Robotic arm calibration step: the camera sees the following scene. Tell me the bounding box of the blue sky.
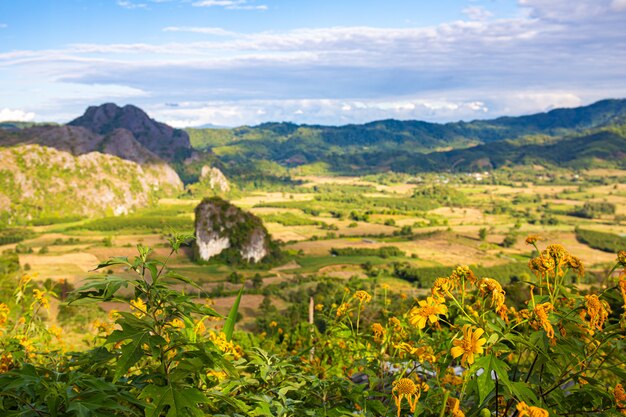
[1,0,625,127]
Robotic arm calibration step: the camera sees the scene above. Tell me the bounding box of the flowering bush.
[0,238,625,416]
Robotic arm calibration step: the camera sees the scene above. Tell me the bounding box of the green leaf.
[94,257,132,270]
[113,331,150,381]
[472,355,495,405]
[223,285,244,341]
[140,384,209,417]
[165,270,204,291]
[67,275,130,304]
[146,261,159,283]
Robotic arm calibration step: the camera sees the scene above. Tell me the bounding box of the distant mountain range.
[186,98,626,173]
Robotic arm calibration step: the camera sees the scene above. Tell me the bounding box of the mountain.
[0,104,189,225]
[399,129,626,172]
[69,103,192,161]
[0,144,182,225]
[186,99,626,174]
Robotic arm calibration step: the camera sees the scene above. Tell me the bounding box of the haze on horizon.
[1,0,625,128]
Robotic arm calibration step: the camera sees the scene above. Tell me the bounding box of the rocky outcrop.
[68,103,191,161]
[0,104,189,225]
[0,144,182,223]
[200,165,230,193]
[194,197,270,263]
[0,122,184,191]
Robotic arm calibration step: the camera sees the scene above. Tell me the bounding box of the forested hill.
[187,99,626,173]
[188,99,626,150]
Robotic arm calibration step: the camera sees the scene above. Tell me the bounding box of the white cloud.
[149,97,494,127]
[192,0,267,10]
[612,0,626,10]
[518,0,623,20]
[162,26,238,36]
[117,1,147,9]
[0,108,36,122]
[1,1,626,125]
[0,24,7,29]
[462,6,493,21]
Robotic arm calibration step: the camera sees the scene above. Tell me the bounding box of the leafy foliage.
[330,246,405,258]
[1,234,626,416]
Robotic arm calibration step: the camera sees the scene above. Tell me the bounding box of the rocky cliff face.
[0,144,181,223]
[194,197,270,263]
[0,104,190,225]
[68,103,191,161]
[200,165,230,193]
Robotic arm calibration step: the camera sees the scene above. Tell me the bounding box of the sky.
[1,0,625,127]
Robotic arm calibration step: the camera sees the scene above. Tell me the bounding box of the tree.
[251,273,263,289]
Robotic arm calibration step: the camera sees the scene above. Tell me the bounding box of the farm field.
[3,173,625,320]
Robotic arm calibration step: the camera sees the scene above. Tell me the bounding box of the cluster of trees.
[329,246,405,258]
[570,201,617,219]
[575,227,626,253]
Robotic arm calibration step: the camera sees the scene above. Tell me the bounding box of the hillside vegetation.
[187,99,626,175]
[0,144,182,226]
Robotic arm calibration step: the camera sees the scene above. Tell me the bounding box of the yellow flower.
[371,322,386,342]
[269,321,278,327]
[315,303,324,311]
[0,303,9,327]
[206,370,227,380]
[336,303,350,317]
[130,298,147,318]
[617,250,626,267]
[195,319,207,336]
[394,342,436,362]
[614,384,626,415]
[525,235,541,245]
[208,331,242,359]
[477,278,508,321]
[18,273,32,289]
[32,289,50,309]
[432,277,454,298]
[442,368,463,386]
[354,290,372,303]
[546,244,568,260]
[408,296,447,330]
[584,294,610,331]
[0,353,13,373]
[447,397,465,417]
[92,319,114,335]
[534,302,555,340]
[108,309,120,321]
[567,255,585,277]
[451,325,487,367]
[392,378,426,417]
[516,401,549,417]
[48,325,63,339]
[450,266,477,284]
[16,335,34,353]
[169,318,185,329]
